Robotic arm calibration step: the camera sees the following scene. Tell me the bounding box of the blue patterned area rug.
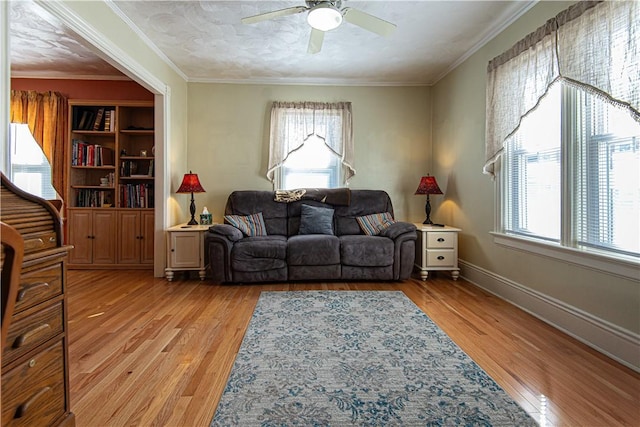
[211,291,537,426]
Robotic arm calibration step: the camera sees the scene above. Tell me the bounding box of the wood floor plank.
[66,270,640,426]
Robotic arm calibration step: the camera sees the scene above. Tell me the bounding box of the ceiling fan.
[241,0,396,54]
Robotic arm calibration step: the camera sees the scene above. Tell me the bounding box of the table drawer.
[1,340,66,427]
[15,263,63,313]
[426,232,455,248]
[426,249,456,267]
[3,301,64,363]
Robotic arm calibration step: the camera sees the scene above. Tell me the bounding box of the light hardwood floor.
[66,270,639,426]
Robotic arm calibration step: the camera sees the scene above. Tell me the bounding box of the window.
[279,135,340,190]
[267,102,354,189]
[8,123,57,200]
[502,83,640,258]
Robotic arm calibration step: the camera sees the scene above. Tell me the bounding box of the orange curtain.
[10,90,68,199]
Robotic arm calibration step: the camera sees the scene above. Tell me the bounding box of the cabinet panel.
[117,211,141,264]
[141,211,155,265]
[117,210,154,264]
[67,210,92,264]
[170,232,201,269]
[92,211,117,264]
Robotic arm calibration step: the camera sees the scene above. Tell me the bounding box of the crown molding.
[432,0,538,84]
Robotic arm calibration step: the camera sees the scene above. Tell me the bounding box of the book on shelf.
[72,140,114,166]
[104,110,111,132]
[93,108,105,131]
[119,183,153,209]
[76,188,113,208]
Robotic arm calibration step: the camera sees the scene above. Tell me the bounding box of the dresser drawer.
[426,249,456,267]
[15,262,63,313]
[426,232,455,248]
[23,231,58,255]
[3,301,64,364]
[1,340,66,427]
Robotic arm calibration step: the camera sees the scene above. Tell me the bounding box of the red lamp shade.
[176,171,205,194]
[414,175,443,195]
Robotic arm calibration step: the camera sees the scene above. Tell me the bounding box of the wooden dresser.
[1,174,74,427]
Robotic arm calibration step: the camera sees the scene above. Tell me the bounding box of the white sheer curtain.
[484,0,639,176]
[267,101,354,184]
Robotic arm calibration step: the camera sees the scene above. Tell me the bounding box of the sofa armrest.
[209,224,243,241]
[206,226,241,283]
[380,221,417,240]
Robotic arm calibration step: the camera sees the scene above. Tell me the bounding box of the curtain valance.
[484,0,639,176]
[267,101,354,184]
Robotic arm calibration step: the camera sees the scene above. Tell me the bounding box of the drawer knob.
[437,238,445,242]
[28,359,37,368]
[49,236,56,243]
[15,386,52,419]
[437,256,445,260]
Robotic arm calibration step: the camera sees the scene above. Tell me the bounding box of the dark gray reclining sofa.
[205,189,417,283]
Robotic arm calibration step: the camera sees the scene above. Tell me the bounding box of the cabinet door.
[140,211,155,265]
[68,210,93,264]
[117,211,141,264]
[92,210,117,264]
[169,231,201,269]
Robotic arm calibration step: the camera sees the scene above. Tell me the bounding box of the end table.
[165,223,211,281]
[414,223,461,281]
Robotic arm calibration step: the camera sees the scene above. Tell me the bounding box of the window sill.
[490,232,640,281]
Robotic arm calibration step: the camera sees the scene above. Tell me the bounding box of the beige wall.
[187,83,432,223]
[431,0,639,339]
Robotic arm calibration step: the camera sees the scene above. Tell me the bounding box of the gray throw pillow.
[299,204,334,235]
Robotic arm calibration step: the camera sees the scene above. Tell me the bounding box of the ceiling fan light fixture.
[307,4,343,31]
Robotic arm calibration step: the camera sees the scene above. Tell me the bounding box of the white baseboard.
[459,260,640,372]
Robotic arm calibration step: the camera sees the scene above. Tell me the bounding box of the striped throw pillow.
[224,212,267,237]
[356,212,396,236]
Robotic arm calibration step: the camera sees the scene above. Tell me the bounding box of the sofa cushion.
[231,236,287,272]
[288,234,340,266]
[225,212,267,237]
[226,191,287,235]
[299,204,334,235]
[356,212,396,235]
[340,235,394,267]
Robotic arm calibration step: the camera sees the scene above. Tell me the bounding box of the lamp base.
[187,192,198,225]
[423,218,434,225]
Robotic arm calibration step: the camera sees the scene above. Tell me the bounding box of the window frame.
[493,86,640,280]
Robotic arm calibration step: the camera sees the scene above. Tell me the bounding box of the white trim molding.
[34,0,170,94]
[459,259,640,372]
[491,232,640,281]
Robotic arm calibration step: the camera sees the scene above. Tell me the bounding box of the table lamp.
[415,175,443,224]
[176,171,206,225]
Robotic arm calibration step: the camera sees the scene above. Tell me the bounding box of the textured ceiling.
[9,0,534,85]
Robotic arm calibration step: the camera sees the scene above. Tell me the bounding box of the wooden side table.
[165,223,211,281]
[414,224,461,281]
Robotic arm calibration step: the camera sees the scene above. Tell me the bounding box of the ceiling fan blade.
[241,6,307,25]
[342,7,396,37]
[308,28,325,54]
